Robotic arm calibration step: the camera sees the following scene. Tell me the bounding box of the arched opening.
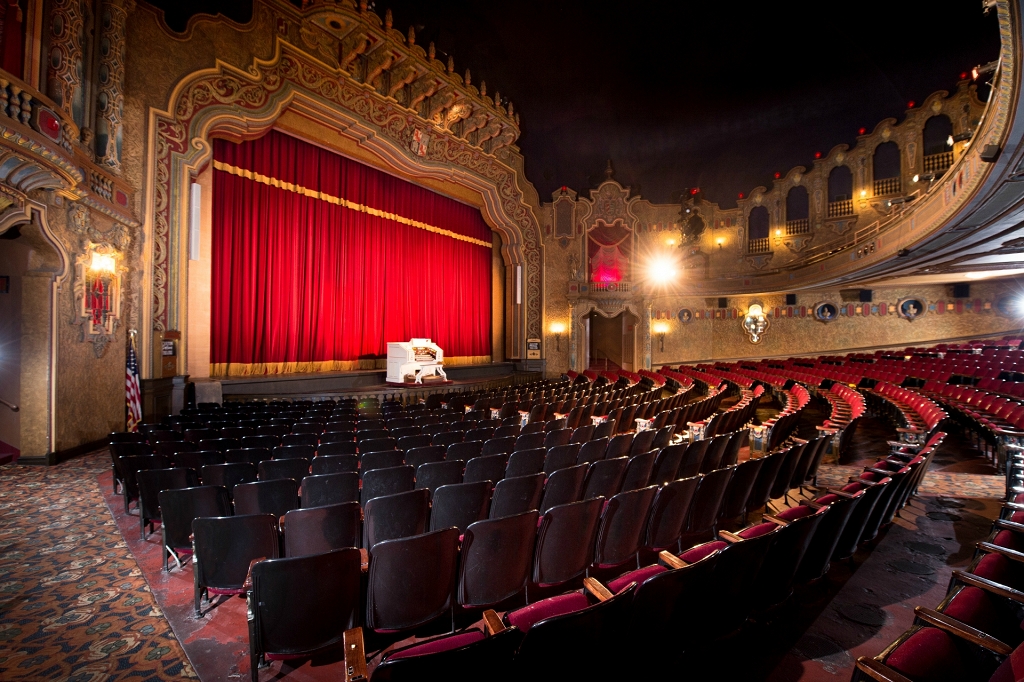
[785,186,809,234]
[748,206,770,253]
[585,310,639,373]
[827,166,854,217]
[922,114,954,174]
[0,214,66,463]
[872,141,902,195]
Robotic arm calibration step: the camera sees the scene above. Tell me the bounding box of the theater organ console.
[386,339,448,384]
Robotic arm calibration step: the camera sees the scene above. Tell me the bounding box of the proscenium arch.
[144,38,542,377]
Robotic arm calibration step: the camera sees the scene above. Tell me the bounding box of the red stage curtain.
[211,130,492,375]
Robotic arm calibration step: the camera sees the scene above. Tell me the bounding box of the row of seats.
[849,430,1024,682]
[266,426,933,680]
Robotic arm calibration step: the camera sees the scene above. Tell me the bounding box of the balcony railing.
[747,237,770,254]
[785,219,810,235]
[827,199,854,218]
[873,176,901,196]
[923,152,953,174]
[588,281,631,293]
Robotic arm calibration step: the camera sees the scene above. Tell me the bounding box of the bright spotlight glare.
[647,256,676,284]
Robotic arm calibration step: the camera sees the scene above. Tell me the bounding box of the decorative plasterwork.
[147,38,542,342]
[744,253,773,270]
[783,234,813,252]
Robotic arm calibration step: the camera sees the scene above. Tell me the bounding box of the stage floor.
[194,362,528,402]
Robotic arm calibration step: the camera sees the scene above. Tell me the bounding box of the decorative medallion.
[897,298,925,321]
[814,302,839,323]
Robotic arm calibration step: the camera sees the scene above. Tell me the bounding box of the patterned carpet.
[0,451,192,681]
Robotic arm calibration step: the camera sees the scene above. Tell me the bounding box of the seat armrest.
[658,551,688,569]
[243,557,266,592]
[954,570,1024,605]
[359,548,369,573]
[483,609,506,635]
[896,427,923,434]
[995,519,1024,534]
[583,576,613,602]
[719,530,743,544]
[824,488,858,499]
[764,514,789,527]
[791,437,809,445]
[913,606,1013,656]
[343,627,367,682]
[977,541,1024,564]
[854,657,915,682]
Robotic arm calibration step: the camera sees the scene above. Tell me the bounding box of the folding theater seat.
[158,485,231,571]
[300,472,359,507]
[246,548,361,682]
[795,488,865,583]
[607,543,721,662]
[358,613,524,682]
[677,466,734,548]
[853,624,1020,682]
[830,476,894,559]
[192,514,280,616]
[361,528,462,653]
[749,504,829,612]
[528,497,604,600]
[505,578,636,678]
[363,489,431,549]
[719,458,764,526]
[429,481,492,534]
[280,502,360,558]
[137,466,197,540]
[674,521,782,640]
[589,486,658,580]
[489,473,545,519]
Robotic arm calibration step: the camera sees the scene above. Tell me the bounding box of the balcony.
[923,152,953,175]
[0,70,134,221]
[873,177,901,196]
[747,237,771,254]
[785,219,810,235]
[827,199,854,218]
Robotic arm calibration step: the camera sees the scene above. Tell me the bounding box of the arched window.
[785,186,809,234]
[827,166,854,217]
[872,142,901,195]
[922,114,954,174]
[747,206,770,253]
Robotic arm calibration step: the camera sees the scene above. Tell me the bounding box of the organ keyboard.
[386,339,448,384]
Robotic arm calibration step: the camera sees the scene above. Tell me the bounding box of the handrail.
[0,398,18,412]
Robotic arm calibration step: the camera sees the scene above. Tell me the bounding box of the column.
[46,0,84,129]
[94,0,127,171]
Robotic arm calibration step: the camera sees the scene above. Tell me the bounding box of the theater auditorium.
[1,0,1023,679]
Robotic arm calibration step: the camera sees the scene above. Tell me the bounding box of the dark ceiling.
[146,0,1002,208]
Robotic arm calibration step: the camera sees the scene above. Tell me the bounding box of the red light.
[773,172,781,179]
[907,100,915,108]
[690,187,699,195]
[960,71,968,80]
[738,193,744,199]
[560,185,567,192]
[858,127,866,135]
[814,152,822,159]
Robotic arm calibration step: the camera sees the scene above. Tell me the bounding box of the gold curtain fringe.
[213,160,492,248]
[211,355,492,377]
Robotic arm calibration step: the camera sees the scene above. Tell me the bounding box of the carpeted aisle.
[0,451,193,681]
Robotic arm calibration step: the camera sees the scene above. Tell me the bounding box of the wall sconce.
[742,303,770,344]
[549,321,566,351]
[75,243,124,355]
[85,246,120,329]
[652,320,670,352]
[715,237,724,250]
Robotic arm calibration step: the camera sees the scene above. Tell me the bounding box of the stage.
[193,362,535,403]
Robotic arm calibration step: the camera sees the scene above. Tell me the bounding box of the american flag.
[126,333,142,433]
